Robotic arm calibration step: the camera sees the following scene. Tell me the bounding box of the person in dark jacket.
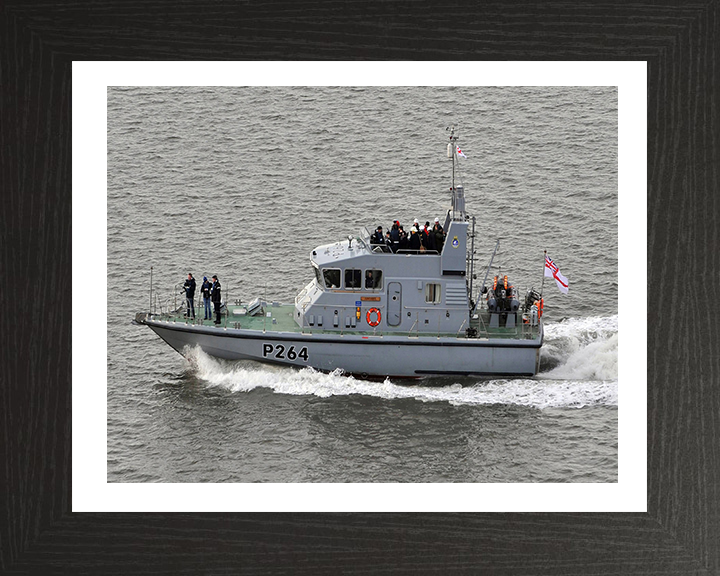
[419,225,429,252]
[433,218,445,253]
[183,273,196,319]
[201,276,212,320]
[389,222,400,253]
[371,226,384,245]
[211,275,222,324]
[425,221,436,251]
[398,226,409,250]
[409,226,421,250]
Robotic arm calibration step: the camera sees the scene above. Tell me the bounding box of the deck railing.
[472,310,541,340]
[149,292,541,341]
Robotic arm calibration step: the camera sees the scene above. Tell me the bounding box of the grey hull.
[146,320,542,378]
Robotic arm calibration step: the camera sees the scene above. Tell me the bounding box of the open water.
[107,86,618,483]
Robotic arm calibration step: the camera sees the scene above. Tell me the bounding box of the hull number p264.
[262,343,309,362]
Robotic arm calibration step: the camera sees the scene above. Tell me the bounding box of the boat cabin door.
[387,282,402,326]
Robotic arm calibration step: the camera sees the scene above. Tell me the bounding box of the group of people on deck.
[370,217,445,254]
[182,273,222,324]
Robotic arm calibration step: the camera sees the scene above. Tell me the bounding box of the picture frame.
[2,2,717,573]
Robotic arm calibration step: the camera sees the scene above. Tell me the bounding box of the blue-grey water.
[107,86,618,483]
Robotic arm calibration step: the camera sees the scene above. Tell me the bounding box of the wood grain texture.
[1,1,718,574]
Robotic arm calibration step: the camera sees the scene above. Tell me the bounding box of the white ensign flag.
[544,255,569,294]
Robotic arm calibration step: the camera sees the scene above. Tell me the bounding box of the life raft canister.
[366,308,382,327]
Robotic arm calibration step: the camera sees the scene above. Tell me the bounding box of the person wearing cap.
[371,226,384,245]
[210,275,222,324]
[398,225,408,250]
[409,226,421,250]
[183,273,196,319]
[389,221,400,253]
[433,217,445,253]
[201,276,213,320]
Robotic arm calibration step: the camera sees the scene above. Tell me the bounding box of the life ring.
[366,308,381,327]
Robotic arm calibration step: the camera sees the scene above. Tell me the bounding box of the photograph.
[5,1,717,570]
[108,86,618,483]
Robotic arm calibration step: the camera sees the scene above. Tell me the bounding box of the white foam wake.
[541,315,618,381]
[183,346,617,409]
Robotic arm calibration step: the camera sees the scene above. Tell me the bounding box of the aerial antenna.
[445,125,462,219]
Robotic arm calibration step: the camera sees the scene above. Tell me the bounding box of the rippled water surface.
[108,86,618,483]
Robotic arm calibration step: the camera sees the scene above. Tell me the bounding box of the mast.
[150,266,153,314]
[447,126,457,219]
[451,128,456,193]
[468,216,476,306]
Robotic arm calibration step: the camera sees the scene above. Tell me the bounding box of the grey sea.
[108,86,618,483]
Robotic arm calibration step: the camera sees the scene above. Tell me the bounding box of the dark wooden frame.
[2,2,718,574]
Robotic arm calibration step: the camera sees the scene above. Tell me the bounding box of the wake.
[183,313,619,409]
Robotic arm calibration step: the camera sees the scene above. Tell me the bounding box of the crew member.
[389,222,400,253]
[201,276,212,320]
[211,274,222,324]
[371,226,384,245]
[183,273,196,319]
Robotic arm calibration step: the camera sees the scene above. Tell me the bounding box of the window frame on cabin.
[364,269,383,290]
[323,268,341,289]
[424,282,442,304]
[344,268,362,290]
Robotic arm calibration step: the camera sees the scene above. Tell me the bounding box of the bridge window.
[365,269,383,290]
[344,269,362,289]
[314,266,323,286]
[323,268,341,289]
[425,283,442,304]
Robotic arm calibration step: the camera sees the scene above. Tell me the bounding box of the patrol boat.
[135,129,544,378]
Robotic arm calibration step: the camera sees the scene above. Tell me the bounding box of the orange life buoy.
[503,275,508,290]
[366,308,381,327]
[492,276,498,290]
